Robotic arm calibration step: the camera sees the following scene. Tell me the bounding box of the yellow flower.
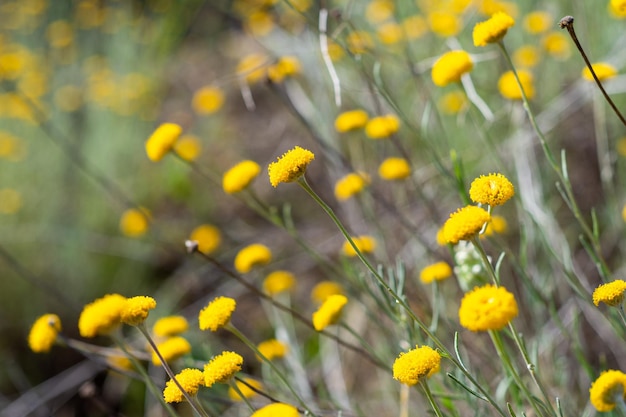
[473,11,515,47]
[469,173,515,206]
[189,224,221,255]
[263,270,296,295]
[311,281,344,304]
[228,377,263,400]
[237,53,268,84]
[459,284,518,331]
[443,205,491,244]
[346,31,374,54]
[482,215,508,236]
[267,56,301,83]
[589,370,626,412]
[268,146,315,187]
[199,296,236,331]
[145,123,182,162]
[402,15,428,40]
[163,368,204,403]
[610,0,626,17]
[78,294,127,338]
[523,11,551,34]
[257,338,288,360]
[0,131,27,162]
[192,86,224,115]
[428,11,461,38]
[582,62,618,82]
[365,114,400,139]
[174,135,202,161]
[335,109,369,133]
[28,314,61,353]
[377,22,404,45]
[204,351,244,387]
[234,243,272,273]
[244,10,275,37]
[312,294,348,331]
[152,336,191,366]
[121,296,156,326]
[438,91,469,114]
[153,316,189,337]
[392,345,441,386]
[107,354,133,371]
[342,235,377,257]
[498,70,534,100]
[478,0,518,18]
[335,172,370,201]
[119,208,150,237]
[46,20,74,48]
[541,32,570,60]
[513,45,540,68]
[365,0,394,24]
[618,138,626,157]
[592,280,626,307]
[223,160,261,194]
[251,403,299,417]
[378,157,411,180]
[420,262,453,284]
[431,50,473,87]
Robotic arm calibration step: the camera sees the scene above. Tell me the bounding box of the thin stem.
[228,380,255,412]
[470,236,499,286]
[420,379,445,417]
[619,306,626,329]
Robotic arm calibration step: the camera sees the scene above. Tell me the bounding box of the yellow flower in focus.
[365,0,394,24]
[311,281,344,304]
[46,20,74,48]
[335,109,369,133]
[473,11,515,47]
[192,86,224,115]
[204,351,244,387]
[459,284,518,331]
[153,316,188,337]
[257,338,288,360]
[365,114,400,139]
[223,160,261,194]
[542,32,571,60]
[443,205,491,244]
[0,188,22,214]
[28,314,61,353]
[393,345,441,385]
[119,208,150,237]
[199,296,236,332]
[428,11,461,37]
[267,56,301,83]
[420,262,452,284]
[513,45,540,68]
[438,91,469,114]
[189,224,221,255]
[174,135,201,161]
[121,296,156,326]
[228,377,263,400]
[335,172,370,201]
[402,15,428,40]
[237,53,268,84]
[78,294,127,338]
[377,23,404,45]
[346,31,374,54]
[312,294,348,331]
[523,11,551,34]
[234,243,272,273]
[431,50,473,87]
[589,370,626,412]
[378,157,411,180]
[145,123,182,162]
[469,173,515,206]
[263,270,296,295]
[483,215,508,236]
[268,146,315,187]
[152,336,191,366]
[498,70,534,100]
[163,368,204,403]
[582,62,618,81]
[251,403,299,417]
[342,235,377,257]
[593,280,626,307]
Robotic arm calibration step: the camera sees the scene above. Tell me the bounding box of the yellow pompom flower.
[46,20,74,48]
[365,114,400,139]
[174,135,202,161]
[311,281,344,304]
[223,160,261,194]
[145,123,182,162]
[163,368,204,403]
[428,11,461,38]
[237,53,268,84]
[268,146,315,187]
[346,31,374,54]
[199,296,236,332]
[459,284,518,331]
[257,338,288,360]
[204,351,244,387]
[483,215,508,236]
[469,173,515,206]
[119,208,150,237]
[251,403,299,417]
[377,22,404,45]
[582,63,618,82]
[443,205,491,244]
[189,224,221,255]
[365,0,394,24]
[498,70,534,100]
[342,235,377,257]
[153,316,188,337]
[438,91,469,114]
[234,243,272,273]
[152,336,192,366]
[513,45,540,68]
[589,370,626,412]
[592,280,626,307]
[420,262,453,284]
[473,11,515,47]
[28,314,61,353]
[378,157,411,180]
[610,0,626,16]
[267,56,301,83]
[335,172,370,201]
[392,345,441,385]
[192,86,224,115]
[542,32,570,60]
[402,15,428,40]
[523,11,551,34]
[312,294,348,331]
[78,294,127,338]
[121,296,156,326]
[431,50,473,87]
[263,270,296,295]
[335,109,369,133]
[228,378,263,400]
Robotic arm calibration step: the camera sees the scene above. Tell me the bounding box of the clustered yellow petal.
[443,205,491,244]
[582,62,618,82]
[251,403,300,417]
[268,146,315,187]
[189,224,222,255]
[78,294,127,338]
[473,11,515,47]
[342,235,377,257]
[311,281,344,304]
[431,50,473,87]
[198,296,236,332]
[203,351,244,387]
[498,70,534,100]
[234,243,272,273]
[152,336,192,366]
[257,338,289,361]
[392,345,441,385]
[153,316,189,337]
[228,377,263,400]
[469,173,515,206]
[420,262,453,284]
[335,172,370,201]
[263,270,296,296]
[335,109,369,133]
[459,284,518,331]
[28,314,62,353]
[120,296,156,326]
[378,157,411,180]
[145,123,182,162]
[223,160,261,194]
[589,369,626,412]
[592,280,626,307]
[312,294,348,331]
[163,368,204,403]
[365,114,400,139]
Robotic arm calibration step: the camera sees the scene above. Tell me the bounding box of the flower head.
[311,281,344,304]
[257,338,288,361]
[251,403,299,417]
[192,86,224,115]
[459,284,518,331]
[378,157,411,180]
[312,294,348,331]
[153,316,188,337]
[428,11,461,37]
[199,296,236,331]
[420,262,453,284]
[152,336,191,366]
[393,345,441,385]
[263,270,296,296]
[431,50,473,87]
[121,296,156,326]
[443,205,491,244]
[28,314,61,353]
[469,173,515,206]
[223,160,261,194]
[365,114,400,139]
[335,172,370,201]
[163,368,204,403]
[237,53,268,84]
[523,11,551,34]
[438,91,469,114]
[119,208,149,237]
[267,56,301,83]
[589,370,626,412]
[228,377,263,400]
[342,235,377,257]
[78,294,127,338]
[542,32,570,60]
[582,62,618,82]
[473,12,515,46]
[335,109,369,133]
[483,215,508,237]
[204,351,243,387]
[498,70,535,100]
[174,135,202,161]
[234,243,272,273]
[593,280,626,307]
[268,146,315,187]
[145,123,182,162]
[189,224,221,255]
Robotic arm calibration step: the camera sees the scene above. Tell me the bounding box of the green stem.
[420,379,445,417]
[470,236,499,286]
[228,380,255,412]
[338,322,384,365]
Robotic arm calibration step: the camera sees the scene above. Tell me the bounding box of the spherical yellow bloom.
[204,351,244,387]
[428,11,461,37]
[377,22,404,45]
[267,56,301,83]
[542,32,570,60]
[346,31,374,54]
[513,45,540,68]
[342,235,377,257]
[153,316,188,337]
[392,345,441,385]
[257,338,289,360]
[438,91,469,114]
[312,294,348,331]
[482,215,508,236]
[245,10,275,37]
[0,189,22,214]
[478,0,518,18]
[443,205,491,244]
[335,109,369,133]
[431,50,473,87]
[145,123,182,162]
[592,280,626,307]
[237,53,268,84]
[335,172,370,201]
[192,86,224,115]
[121,296,156,326]
[78,294,127,338]
[152,336,192,366]
[263,270,296,295]
[251,403,299,417]
[473,11,515,47]
[610,0,626,17]
[228,377,263,400]
[234,243,272,273]
[311,281,344,304]
[46,20,74,48]
[498,70,534,100]
[469,173,515,206]
[523,11,551,34]
[402,15,428,40]
[268,146,315,187]
[189,224,221,255]
[459,284,518,331]
[163,368,204,403]
[174,135,201,161]
[378,157,411,180]
[223,160,261,194]
[582,63,618,82]
[420,262,453,284]
[589,370,626,412]
[0,131,27,162]
[119,208,150,237]
[199,296,236,331]
[28,314,61,353]
[365,114,400,139]
[365,0,394,24]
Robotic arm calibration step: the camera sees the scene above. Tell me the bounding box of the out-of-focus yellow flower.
[189,224,221,255]
[75,0,106,29]
[342,235,377,257]
[268,146,315,187]
[473,11,515,47]
[523,11,551,34]
[237,53,268,84]
[28,314,61,353]
[327,39,345,61]
[377,22,404,45]
[335,172,370,201]
[582,63,618,82]
[402,15,429,40]
[78,294,127,338]
[257,338,288,360]
[46,20,74,48]
[54,85,84,112]
[251,403,299,417]
[346,31,374,54]
[245,10,275,37]
[119,208,150,237]
[263,270,296,295]
[0,132,27,162]
[483,215,508,236]
[174,135,201,161]
[428,11,461,37]
[431,50,473,87]
[192,86,224,115]
[234,244,272,273]
[228,377,263,400]
[267,56,301,83]
[312,294,348,331]
[335,109,369,133]
[145,123,182,162]
[610,0,626,17]
[542,32,571,60]
[378,157,411,180]
[478,0,518,18]
[438,91,469,114]
[19,71,48,99]
[420,262,453,284]
[365,114,400,139]
[311,281,344,304]
[0,188,22,214]
[498,70,534,100]
[152,336,192,366]
[223,160,261,194]
[393,345,441,385]
[513,45,540,68]
[153,316,188,337]
[365,0,394,24]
